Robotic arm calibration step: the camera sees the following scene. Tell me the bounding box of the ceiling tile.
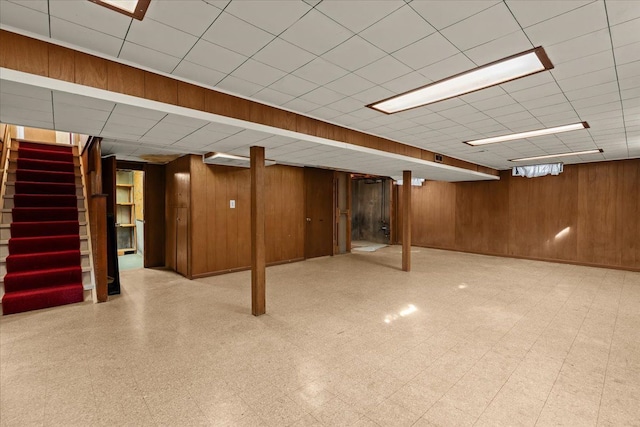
[7,0,48,13]
[441,3,520,51]
[410,0,500,30]
[351,86,395,104]
[172,61,226,88]
[145,1,221,37]
[217,75,264,97]
[328,97,365,114]
[605,0,640,26]
[322,36,387,71]
[0,1,49,36]
[299,87,344,106]
[499,71,555,93]
[360,5,435,53]
[252,38,316,73]
[525,1,607,47]
[557,68,617,92]
[506,0,595,28]
[293,58,349,86]
[281,9,353,56]
[119,42,181,74]
[464,31,533,65]
[230,59,286,87]
[545,28,611,65]
[418,53,476,81]
[564,81,619,101]
[308,106,344,121]
[252,88,296,106]
[614,41,640,65]
[50,0,131,38]
[50,17,123,57]
[127,17,198,58]
[269,74,317,97]
[510,82,562,102]
[280,98,321,115]
[392,32,459,70]
[325,73,376,97]
[202,12,274,56]
[224,0,311,35]
[551,51,615,82]
[54,92,115,112]
[316,0,404,33]
[610,18,640,48]
[184,39,247,74]
[380,71,430,94]
[354,56,413,85]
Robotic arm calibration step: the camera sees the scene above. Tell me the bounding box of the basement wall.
[397,159,640,271]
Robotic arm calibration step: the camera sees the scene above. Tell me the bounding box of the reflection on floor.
[351,240,389,252]
[1,247,639,426]
[117,253,143,271]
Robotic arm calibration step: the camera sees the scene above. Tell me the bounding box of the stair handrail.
[0,125,14,220]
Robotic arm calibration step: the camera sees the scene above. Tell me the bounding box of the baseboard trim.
[413,244,640,273]
[190,257,306,279]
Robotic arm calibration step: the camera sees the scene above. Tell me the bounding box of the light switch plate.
[230,200,236,209]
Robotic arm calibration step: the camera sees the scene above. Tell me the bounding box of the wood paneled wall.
[397,159,640,271]
[165,155,191,275]
[167,155,306,278]
[0,30,497,177]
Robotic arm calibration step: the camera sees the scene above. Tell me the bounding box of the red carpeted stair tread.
[6,250,81,273]
[17,158,75,173]
[15,181,77,195]
[1,284,84,315]
[9,234,80,255]
[18,147,73,162]
[4,266,82,293]
[4,141,84,315]
[11,207,79,222]
[18,141,73,153]
[10,220,79,238]
[13,194,78,208]
[16,169,76,184]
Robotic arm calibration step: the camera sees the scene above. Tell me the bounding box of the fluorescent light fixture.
[368,47,553,114]
[203,152,276,168]
[510,149,603,162]
[88,0,151,20]
[465,122,589,146]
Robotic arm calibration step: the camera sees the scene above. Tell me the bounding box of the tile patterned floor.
[1,247,639,426]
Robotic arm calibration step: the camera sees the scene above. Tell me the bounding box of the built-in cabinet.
[116,171,136,255]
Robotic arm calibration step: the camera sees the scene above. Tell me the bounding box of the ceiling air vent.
[434,154,443,163]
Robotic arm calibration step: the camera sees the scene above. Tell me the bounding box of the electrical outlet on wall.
[230,200,235,209]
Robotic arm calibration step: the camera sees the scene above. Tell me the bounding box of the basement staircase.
[1,140,92,315]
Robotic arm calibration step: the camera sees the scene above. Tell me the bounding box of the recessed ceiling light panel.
[368,47,553,114]
[88,0,151,20]
[510,149,603,162]
[464,122,589,146]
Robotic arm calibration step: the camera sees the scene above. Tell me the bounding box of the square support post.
[402,170,411,272]
[251,146,266,315]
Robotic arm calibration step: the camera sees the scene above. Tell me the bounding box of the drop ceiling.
[0,0,639,171]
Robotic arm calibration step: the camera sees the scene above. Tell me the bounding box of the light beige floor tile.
[422,400,477,427]
[0,248,638,426]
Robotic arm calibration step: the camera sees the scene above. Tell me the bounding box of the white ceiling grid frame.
[0,0,638,169]
[0,67,495,182]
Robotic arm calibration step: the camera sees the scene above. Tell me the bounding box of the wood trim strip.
[0,30,498,177]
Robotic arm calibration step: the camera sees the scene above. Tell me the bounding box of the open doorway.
[115,169,145,270]
[351,175,392,252]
